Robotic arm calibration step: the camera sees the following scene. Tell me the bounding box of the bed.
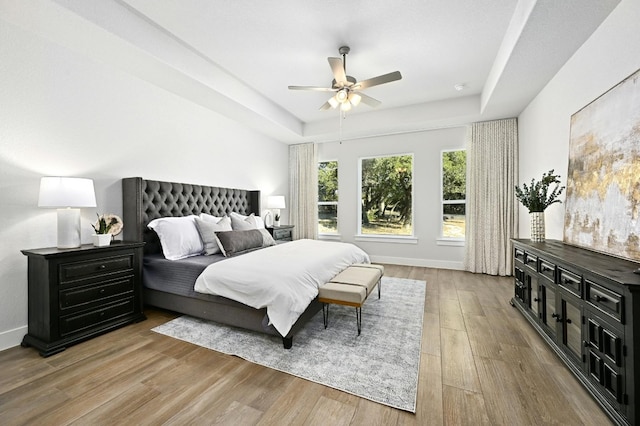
[122,177,368,348]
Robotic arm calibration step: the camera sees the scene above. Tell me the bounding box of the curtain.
[464,118,519,276]
[289,143,318,240]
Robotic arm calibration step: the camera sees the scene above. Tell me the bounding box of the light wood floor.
[0,266,613,425]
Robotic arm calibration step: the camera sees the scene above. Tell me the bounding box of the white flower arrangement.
[92,213,123,236]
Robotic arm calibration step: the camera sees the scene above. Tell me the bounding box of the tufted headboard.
[122,177,260,254]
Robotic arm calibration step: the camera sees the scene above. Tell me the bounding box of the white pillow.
[199,212,224,223]
[230,212,262,230]
[194,216,232,255]
[147,215,204,260]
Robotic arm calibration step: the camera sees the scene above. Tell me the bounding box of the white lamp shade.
[38,177,97,208]
[267,195,286,209]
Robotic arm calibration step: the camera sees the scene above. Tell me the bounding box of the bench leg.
[378,278,381,299]
[322,303,329,329]
[356,306,362,335]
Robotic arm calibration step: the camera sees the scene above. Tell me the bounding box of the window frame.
[357,152,415,241]
[318,160,339,236]
[439,148,466,244]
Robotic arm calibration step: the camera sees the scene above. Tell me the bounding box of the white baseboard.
[0,325,27,352]
[369,255,464,270]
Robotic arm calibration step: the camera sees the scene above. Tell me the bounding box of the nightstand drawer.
[59,254,134,284]
[273,228,292,241]
[60,298,135,336]
[60,277,135,310]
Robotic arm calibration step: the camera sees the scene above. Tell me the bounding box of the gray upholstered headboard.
[122,177,260,254]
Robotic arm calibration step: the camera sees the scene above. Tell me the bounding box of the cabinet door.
[539,280,557,338]
[559,291,582,363]
[527,273,539,317]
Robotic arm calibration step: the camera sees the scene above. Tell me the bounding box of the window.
[360,154,413,236]
[318,160,338,234]
[441,149,466,239]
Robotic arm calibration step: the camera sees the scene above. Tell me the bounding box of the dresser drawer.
[586,280,623,322]
[59,254,134,284]
[514,247,525,262]
[558,267,582,297]
[523,252,537,269]
[59,277,135,310]
[538,258,556,282]
[60,298,135,336]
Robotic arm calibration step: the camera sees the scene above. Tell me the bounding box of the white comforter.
[193,239,370,336]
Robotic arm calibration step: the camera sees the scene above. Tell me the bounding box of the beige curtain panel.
[464,118,519,276]
[289,142,318,240]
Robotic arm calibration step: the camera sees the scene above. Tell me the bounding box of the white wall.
[318,127,467,269]
[518,0,640,239]
[0,20,288,350]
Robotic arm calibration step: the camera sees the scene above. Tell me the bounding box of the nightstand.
[268,225,294,242]
[21,241,146,357]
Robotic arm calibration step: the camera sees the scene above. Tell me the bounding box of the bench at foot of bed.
[318,264,384,335]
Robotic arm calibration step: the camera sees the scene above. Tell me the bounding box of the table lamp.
[38,177,97,248]
[267,195,286,226]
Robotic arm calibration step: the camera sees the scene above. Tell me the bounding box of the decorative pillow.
[147,215,204,260]
[215,228,276,257]
[230,212,260,230]
[194,216,232,255]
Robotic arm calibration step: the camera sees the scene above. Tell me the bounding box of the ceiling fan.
[288,46,402,112]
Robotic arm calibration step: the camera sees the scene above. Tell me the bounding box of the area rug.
[152,277,425,412]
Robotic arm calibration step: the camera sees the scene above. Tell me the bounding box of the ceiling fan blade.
[288,85,335,92]
[358,92,382,108]
[319,101,334,111]
[355,71,402,90]
[328,57,347,86]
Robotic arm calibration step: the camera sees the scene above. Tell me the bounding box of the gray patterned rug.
[152,277,425,412]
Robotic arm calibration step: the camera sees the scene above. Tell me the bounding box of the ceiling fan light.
[349,93,362,107]
[328,96,339,108]
[336,89,348,103]
[340,101,352,112]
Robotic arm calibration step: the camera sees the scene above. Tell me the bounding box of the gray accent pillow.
[216,229,276,257]
[194,216,232,255]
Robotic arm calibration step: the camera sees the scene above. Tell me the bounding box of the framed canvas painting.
[564,68,640,261]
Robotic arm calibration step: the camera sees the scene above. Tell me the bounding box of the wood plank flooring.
[0,266,614,425]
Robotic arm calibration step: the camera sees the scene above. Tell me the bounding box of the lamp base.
[57,208,81,248]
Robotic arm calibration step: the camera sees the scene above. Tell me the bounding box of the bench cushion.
[330,266,381,296]
[318,282,366,305]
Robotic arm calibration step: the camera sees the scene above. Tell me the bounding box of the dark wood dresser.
[21,241,146,357]
[511,239,640,426]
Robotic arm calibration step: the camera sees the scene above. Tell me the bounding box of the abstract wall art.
[564,68,640,261]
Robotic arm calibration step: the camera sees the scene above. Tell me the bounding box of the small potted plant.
[274,213,281,227]
[515,170,565,242]
[91,213,123,246]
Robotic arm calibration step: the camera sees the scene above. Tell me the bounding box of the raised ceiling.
[2,0,620,143]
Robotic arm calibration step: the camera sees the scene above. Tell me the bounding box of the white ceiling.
[6,0,620,143]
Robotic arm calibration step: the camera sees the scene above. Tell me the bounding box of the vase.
[92,234,112,247]
[530,212,545,242]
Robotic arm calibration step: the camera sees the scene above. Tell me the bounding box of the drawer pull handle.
[566,318,572,324]
[100,289,105,294]
[533,298,540,302]
[551,313,562,322]
[594,295,607,302]
[99,265,107,270]
[542,266,550,272]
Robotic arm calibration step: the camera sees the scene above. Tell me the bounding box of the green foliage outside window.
[361,155,413,235]
[318,161,338,233]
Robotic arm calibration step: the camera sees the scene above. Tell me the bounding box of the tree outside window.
[360,154,413,236]
[318,161,338,234]
[441,150,466,239]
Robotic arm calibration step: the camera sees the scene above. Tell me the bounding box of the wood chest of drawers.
[21,241,146,357]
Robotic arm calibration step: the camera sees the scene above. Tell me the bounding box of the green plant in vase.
[515,170,565,242]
